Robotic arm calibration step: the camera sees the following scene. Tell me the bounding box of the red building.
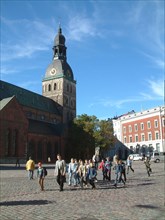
[113,107,165,154]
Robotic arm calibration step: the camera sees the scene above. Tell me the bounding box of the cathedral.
[0,26,76,164]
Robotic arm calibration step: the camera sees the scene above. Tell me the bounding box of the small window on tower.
[54,83,57,90]
[48,84,51,91]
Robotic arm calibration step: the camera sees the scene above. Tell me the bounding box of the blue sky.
[1,0,164,119]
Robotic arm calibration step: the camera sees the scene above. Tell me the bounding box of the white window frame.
[154,120,158,128]
[135,134,138,142]
[147,121,151,129]
[129,125,132,133]
[155,131,159,140]
[141,123,144,130]
[148,132,152,141]
[141,133,145,141]
[134,124,138,132]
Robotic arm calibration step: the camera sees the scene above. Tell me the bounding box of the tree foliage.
[66,114,115,161]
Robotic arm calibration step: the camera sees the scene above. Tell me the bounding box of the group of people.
[99,156,127,187]
[67,158,97,190]
[61,154,135,190]
[25,153,152,192]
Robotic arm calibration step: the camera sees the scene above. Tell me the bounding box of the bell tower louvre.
[42,25,76,124]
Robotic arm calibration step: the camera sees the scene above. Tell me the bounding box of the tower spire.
[53,24,66,60]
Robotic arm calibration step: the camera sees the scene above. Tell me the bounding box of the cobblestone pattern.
[0,161,165,220]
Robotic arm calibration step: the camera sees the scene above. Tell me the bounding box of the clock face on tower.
[50,68,56,75]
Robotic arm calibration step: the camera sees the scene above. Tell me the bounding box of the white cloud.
[89,78,164,109]
[127,1,164,69]
[0,66,19,75]
[147,79,164,97]
[66,15,101,42]
[1,17,55,61]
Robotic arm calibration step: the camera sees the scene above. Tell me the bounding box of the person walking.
[15,158,20,167]
[104,157,112,181]
[68,158,76,186]
[113,159,120,187]
[87,162,97,189]
[118,160,126,185]
[26,157,35,180]
[54,154,66,191]
[92,154,100,170]
[37,162,46,191]
[126,156,134,174]
[73,159,79,186]
[78,160,87,188]
[120,159,127,182]
[99,159,106,180]
[144,157,152,177]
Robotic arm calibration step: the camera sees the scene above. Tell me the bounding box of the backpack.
[43,167,48,176]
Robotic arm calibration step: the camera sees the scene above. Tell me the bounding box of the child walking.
[37,162,46,191]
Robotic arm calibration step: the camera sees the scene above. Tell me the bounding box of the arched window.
[12,129,18,156]
[5,128,11,156]
[27,140,36,160]
[54,83,57,90]
[37,141,43,161]
[48,84,51,91]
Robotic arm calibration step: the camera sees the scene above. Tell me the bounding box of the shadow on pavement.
[0,200,55,206]
[137,182,155,186]
[0,164,56,170]
[77,218,99,220]
[0,166,26,170]
[135,204,159,209]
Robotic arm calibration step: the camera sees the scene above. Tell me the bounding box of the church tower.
[42,25,76,123]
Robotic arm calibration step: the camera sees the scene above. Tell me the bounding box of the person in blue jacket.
[87,162,97,189]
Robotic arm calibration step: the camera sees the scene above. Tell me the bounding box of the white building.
[113,106,165,153]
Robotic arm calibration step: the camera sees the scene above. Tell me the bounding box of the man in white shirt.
[54,154,66,191]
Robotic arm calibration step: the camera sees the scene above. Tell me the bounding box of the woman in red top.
[99,159,106,180]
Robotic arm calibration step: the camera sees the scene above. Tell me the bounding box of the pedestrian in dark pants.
[15,158,20,167]
[113,159,120,187]
[87,163,97,189]
[126,156,134,174]
[54,154,66,191]
[118,160,126,185]
[144,157,152,177]
[37,162,46,191]
[92,154,100,170]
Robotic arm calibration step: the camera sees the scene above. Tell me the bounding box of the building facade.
[113,106,165,154]
[0,26,76,164]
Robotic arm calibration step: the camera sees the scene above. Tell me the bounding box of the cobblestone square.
[0,161,165,220]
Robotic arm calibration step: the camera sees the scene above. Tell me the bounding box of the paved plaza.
[0,161,165,220]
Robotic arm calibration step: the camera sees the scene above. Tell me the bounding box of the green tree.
[66,114,115,161]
